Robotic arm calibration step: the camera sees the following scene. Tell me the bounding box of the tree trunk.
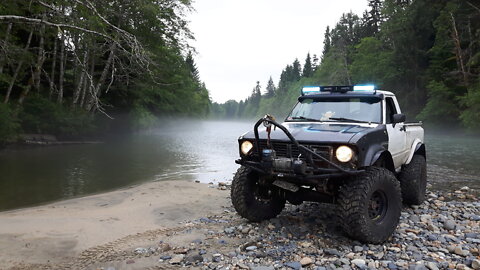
[450,13,468,86]
[72,49,88,107]
[33,14,46,92]
[0,22,13,75]
[57,29,66,103]
[85,43,116,111]
[81,51,95,108]
[49,36,58,99]
[18,68,35,105]
[4,28,33,104]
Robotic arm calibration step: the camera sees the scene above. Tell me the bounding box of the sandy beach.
[0,180,229,269]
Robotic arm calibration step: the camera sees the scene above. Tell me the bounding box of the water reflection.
[0,121,478,211]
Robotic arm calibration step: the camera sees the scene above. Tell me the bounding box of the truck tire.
[399,155,427,205]
[338,167,402,243]
[231,166,285,222]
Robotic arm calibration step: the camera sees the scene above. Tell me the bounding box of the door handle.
[399,125,406,132]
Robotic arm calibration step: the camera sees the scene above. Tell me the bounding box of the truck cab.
[231,85,427,243]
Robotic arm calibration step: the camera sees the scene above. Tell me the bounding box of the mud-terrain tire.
[398,155,427,206]
[231,166,285,222]
[338,167,402,243]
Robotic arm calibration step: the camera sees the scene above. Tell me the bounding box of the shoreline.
[0,182,478,270]
[0,180,230,269]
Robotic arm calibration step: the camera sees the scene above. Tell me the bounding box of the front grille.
[256,141,332,162]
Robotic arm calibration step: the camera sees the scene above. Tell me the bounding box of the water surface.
[0,121,478,211]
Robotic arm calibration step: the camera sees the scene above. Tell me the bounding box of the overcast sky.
[188,0,370,103]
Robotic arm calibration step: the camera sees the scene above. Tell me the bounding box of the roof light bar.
[353,85,375,91]
[301,86,321,95]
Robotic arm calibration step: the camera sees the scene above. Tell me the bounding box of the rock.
[472,259,480,270]
[251,267,274,270]
[159,255,172,260]
[325,248,342,257]
[471,215,480,221]
[388,262,398,269]
[353,246,363,252]
[126,260,135,264]
[185,255,203,263]
[454,246,469,256]
[224,227,235,234]
[241,227,251,234]
[351,259,366,268]
[444,220,456,230]
[170,254,184,264]
[267,224,276,230]
[246,245,257,251]
[285,261,302,270]
[300,257,313,266]
[456,264,467,270]
[426,262,439,270]
[237,263,250,270]
[134,247,149,254]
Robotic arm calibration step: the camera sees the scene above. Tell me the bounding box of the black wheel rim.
[368,190,388,221]
[253,182,274,203]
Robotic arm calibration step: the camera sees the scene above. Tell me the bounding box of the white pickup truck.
[232,85,426,243]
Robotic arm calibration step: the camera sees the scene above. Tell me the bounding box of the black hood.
[241,122,374,144]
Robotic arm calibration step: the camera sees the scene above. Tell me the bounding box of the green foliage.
[0,103,19,143]
[19,94,95,136]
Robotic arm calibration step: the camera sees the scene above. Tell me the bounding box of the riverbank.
[0,180,230,269]
[1,183,479,270]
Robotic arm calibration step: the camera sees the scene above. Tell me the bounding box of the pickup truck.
[231,85,426,243]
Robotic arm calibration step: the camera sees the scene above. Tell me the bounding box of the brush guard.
[236,116,364,182]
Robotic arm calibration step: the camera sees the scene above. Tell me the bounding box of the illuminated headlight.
[241,141,253,155]
[336,145,353,163]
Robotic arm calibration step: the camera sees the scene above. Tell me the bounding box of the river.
[0,120,479,211]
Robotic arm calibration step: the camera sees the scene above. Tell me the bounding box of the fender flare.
[370,150,395,173]
[405,140,426,164]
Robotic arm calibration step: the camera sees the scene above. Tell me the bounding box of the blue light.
[301,86,321,95]
[353,85,375,91]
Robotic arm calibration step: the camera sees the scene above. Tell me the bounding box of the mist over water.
[0,120,478,211]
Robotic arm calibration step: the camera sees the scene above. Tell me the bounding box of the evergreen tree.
[292,59,301,81]
[265,76,276,98]
[322,26,331,58]
[302,53,313,77]
[186,51,200,83]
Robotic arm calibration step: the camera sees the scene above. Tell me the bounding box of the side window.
[385,97,397,124]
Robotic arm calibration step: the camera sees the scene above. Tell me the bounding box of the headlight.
[241,141,253,155]
[336,145,353,163]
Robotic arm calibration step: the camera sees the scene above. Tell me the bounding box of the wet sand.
[0,180,229,269]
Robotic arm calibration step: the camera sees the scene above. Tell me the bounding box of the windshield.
[286,97,382,123]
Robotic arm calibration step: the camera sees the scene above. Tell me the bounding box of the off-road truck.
[231,85,426,243]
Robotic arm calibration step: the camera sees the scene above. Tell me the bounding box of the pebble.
[472,259,480,270]
[170,254,184,264]
[444,220,456,230]
[300,257,313,266]
[351,259,366,268]
[285,261,302,270]
[143,189,479,270]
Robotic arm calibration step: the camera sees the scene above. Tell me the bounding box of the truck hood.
[241,122,376,144]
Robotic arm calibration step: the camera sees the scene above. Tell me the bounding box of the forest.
[211,0,480,132]
[0,0,210,144]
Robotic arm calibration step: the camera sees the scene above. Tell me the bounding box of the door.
[385,97,407,170]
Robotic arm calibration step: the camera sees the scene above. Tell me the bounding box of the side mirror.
[392,113,406,126]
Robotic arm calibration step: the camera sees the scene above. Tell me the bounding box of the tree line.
[212,0,480,132]
[0,0,210,143]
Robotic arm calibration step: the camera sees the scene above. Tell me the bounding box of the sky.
[188,0,370,103]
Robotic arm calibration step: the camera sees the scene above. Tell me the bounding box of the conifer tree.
[265,76,276,98]
[302,53,313,77]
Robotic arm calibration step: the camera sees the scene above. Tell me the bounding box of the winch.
[262,149,306,174]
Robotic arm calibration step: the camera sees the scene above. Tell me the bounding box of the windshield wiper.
[290,116,321,122]
[328,117,371,123]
